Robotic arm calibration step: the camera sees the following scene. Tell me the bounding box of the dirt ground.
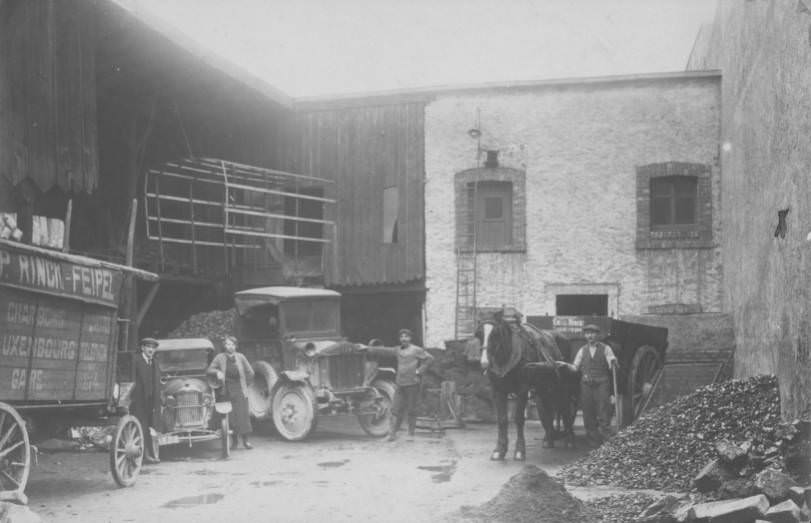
[27,417,595,523]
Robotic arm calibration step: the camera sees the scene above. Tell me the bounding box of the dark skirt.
[224,378,252,435]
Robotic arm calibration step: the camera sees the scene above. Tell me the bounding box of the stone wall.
[687,0,811,419]
[423,75,722,348]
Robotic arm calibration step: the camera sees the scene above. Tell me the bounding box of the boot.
[242,436,253,450]
[407,416,417,437]
[387,416,401,441]
[232,434,239,449]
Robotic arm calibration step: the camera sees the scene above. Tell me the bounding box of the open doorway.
[555,294,608,316]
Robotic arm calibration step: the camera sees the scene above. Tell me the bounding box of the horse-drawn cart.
[0,239,158,502]
[527,315,668,426]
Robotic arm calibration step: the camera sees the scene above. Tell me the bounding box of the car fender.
[373,367,396,383]
[279,369,310,383]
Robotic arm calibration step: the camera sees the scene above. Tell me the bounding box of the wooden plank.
[0,290,38,401]
[74,308,116,401]
[26,298,83,401]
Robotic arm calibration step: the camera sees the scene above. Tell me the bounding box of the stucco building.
[422,72,723,347]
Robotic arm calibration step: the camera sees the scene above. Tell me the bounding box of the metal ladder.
[454,180,479,340]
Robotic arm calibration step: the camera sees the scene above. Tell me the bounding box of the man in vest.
[558,324,618,447]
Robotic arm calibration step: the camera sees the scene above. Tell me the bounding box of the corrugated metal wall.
[289,102,426,286]
[0,0,98,194]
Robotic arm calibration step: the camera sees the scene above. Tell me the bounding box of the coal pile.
[560,375,781,491]
[450,465,591,523]
[168,309,237,343]
[420,342,493,422]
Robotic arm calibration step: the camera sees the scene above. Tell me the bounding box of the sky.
[134,0,717,98]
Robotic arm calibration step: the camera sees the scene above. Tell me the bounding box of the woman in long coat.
[207,336,255,449]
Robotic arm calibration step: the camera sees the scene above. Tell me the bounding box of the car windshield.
[157,349,211,373]
[283,300,339,334]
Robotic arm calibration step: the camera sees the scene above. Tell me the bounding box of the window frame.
[455,167,526,253]
[636,162,713,250]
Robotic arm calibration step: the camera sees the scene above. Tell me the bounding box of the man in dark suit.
[133,337,161,463]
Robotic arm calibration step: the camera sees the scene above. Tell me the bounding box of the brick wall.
[423,76,722,348]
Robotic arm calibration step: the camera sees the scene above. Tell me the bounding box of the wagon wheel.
[357,379,396,437]
[271,383,317,441]
[0,402,31,502]
[110,415,143,488]
[627,345,662,422]
[220,416,231,459]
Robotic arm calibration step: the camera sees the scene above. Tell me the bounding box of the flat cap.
[139,337,159,348]
[582,324,601,333]
[398,328,413,337]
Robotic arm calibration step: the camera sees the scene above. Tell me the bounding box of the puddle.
[417,460,457,483]
[250,480,283,487]
[162,493,225,509]
[191,469,221,476]
[317,459,350,468]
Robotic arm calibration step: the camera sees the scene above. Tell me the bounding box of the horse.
[476,312,578,461]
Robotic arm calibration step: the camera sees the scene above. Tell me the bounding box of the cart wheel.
[110,415,143,488]
[271,383,317,441]
[0,402,31,502]
[220,416,230,459]
[627,345,662,422]
[357,379,395,437]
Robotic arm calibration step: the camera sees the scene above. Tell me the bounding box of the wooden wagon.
[0,239,158,503]
[527,315,668,426]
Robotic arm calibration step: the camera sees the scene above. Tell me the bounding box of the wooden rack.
[143,157,336,279]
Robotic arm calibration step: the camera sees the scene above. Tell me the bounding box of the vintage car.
[151,338,232,459]
[234,287,395,441]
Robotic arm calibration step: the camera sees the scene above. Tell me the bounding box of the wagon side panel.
[0,289,37,401]
[75,308,118,401]
[27,297,83,401]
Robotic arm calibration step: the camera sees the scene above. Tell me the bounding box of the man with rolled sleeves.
[132,337,162,463]
[558,324,618,447]
[366,329,434,441]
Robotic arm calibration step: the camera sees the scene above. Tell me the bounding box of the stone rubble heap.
[168,308,237,343]
[584,493,660,523]
[560,375,783,491]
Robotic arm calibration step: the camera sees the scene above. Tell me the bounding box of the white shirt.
[572,343,617,370]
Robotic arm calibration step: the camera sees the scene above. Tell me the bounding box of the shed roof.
[235,286,341,299]
[107,0,291,108]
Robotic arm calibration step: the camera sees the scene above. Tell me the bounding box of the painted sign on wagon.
[0,242,123,307]
[0,288,117,402]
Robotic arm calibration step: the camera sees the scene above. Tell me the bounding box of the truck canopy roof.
[235,286,341,300]
[156,338,216,351]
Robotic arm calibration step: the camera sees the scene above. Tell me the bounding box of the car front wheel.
[271,383,317,441]
[357,379,396,437]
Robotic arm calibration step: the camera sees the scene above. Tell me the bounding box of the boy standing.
[368,329,434,441]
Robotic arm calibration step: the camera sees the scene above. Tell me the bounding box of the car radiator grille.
[328,354,365,390]
[173,391,205,428]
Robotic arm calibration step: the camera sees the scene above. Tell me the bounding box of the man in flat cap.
[558,324,617,447]
[133,338,162,463]
[366,328,433,441]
